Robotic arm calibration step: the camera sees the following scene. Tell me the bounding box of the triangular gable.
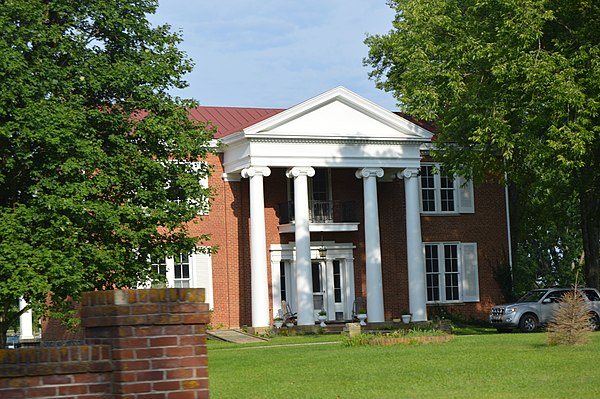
[243,87,433,141]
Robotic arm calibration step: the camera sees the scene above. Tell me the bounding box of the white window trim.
[148,251,214,309]
[164,160,210,216]
[423,242,479,304]
[420,164,474,214]
[270,242,356,320]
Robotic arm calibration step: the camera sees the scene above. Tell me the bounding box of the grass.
[208,331,600,398]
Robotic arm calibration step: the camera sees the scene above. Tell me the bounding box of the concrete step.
[207,330,269,343]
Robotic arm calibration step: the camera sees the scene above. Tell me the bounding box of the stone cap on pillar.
[355,167,384,179]
[80,288,208,328]
[398,168,420,179]
[286,166,315,178]
[241,166,271,178]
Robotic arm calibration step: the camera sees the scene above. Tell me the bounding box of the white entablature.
[220,87,433,174]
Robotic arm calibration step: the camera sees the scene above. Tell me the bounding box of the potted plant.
[357,309,367,326]
[401,310,412,324]
[285,318,295,328]
[317,309,327,327]
[273,316,284,329]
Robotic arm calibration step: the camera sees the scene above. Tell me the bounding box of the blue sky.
[150,1,398,110]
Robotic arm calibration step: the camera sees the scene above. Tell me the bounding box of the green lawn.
[208,332,600,398]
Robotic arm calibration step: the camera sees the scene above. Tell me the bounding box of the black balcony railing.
[277,200,357,224]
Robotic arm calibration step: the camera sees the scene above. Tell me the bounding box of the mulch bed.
[368,335,454,346]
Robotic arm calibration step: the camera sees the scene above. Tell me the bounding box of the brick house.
[171,86,510,329]
[31,87,509,340]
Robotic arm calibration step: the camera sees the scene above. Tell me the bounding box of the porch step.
[207,330,269,344]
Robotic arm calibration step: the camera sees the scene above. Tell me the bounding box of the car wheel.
[518,314,538,333]
[589,313,600,331]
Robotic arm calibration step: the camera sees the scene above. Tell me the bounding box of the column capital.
[398,167,420,180]
[286,166,315,178]
[355,167,384,179]
[241,166,271,178]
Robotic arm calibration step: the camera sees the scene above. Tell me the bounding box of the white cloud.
[152,0,398,109]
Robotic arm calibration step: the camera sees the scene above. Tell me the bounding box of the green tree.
[0,1,214,347]
[365,0,599,291]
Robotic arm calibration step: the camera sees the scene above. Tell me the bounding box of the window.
[333,260,342,303]
[165,160,210,215]
[173,254,191,288]
[147,252,213,308]
[424,242,479,303]
[151,257,168,288]
[280,261,287,302]
[420,164,474,214]
[287,168,333,222]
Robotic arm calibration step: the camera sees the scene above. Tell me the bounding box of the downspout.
[504,178,514,295]
[222,172,232,329]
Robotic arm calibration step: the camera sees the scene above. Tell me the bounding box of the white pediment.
[243,87,433,141]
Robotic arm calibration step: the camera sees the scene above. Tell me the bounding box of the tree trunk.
[580,178,600,289]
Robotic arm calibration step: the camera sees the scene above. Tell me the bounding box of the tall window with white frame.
[280,261,287,302]
[443,245,460,301]
[173,254,191,288]
[425,244,440,301]
[425,243,460,302]
[151,257,168,288]
[420,165,456,213]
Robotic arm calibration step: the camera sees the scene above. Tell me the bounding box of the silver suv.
[489,287,600,333]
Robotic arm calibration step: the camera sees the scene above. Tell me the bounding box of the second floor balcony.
[277,200,359,233]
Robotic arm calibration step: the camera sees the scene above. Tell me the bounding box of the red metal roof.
[188,107,285,138]
[394,111,437,133]
[187,106,436,139]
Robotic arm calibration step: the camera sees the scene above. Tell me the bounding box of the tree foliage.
[0,0,214,346]
[365,0,600,291]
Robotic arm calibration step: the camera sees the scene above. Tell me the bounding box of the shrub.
[546,290,593,346]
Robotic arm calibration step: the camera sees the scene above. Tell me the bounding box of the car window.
[517,290,547,303]
[583,289,600,301]
[545,290,571,303]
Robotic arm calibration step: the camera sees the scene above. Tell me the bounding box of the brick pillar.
[81,288,209,399]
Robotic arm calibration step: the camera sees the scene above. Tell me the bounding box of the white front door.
[312,261,326,321]
[329,259,347,321]
[271,242,356,322]
[312,259,348,321]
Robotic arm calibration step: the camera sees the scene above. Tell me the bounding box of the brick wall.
[0,288,209,399]
[0,345,112,398]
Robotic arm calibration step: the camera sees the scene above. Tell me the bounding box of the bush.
[546,290,593,346]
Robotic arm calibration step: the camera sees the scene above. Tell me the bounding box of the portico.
[220,87,433,327]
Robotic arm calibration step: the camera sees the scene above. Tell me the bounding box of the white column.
[286,166,315,326]
[400,168,427,322]
[241,166,271,328]
[19,298,35,340]
[355,167,385,323]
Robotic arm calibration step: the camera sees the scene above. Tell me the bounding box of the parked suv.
[489,287,600,333]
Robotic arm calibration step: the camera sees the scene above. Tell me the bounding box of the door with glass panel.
[312,260,347,321]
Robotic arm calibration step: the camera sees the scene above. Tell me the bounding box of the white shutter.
[461,243,479,302]
[457,176,475,214]
[192,252,213,309]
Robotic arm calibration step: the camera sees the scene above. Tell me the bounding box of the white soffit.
[243,86,433,141]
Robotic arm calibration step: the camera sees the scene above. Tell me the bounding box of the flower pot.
[318,315,327,327]
[357,313,367,326]
[401,314,412,324]
[274,320,283,328]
